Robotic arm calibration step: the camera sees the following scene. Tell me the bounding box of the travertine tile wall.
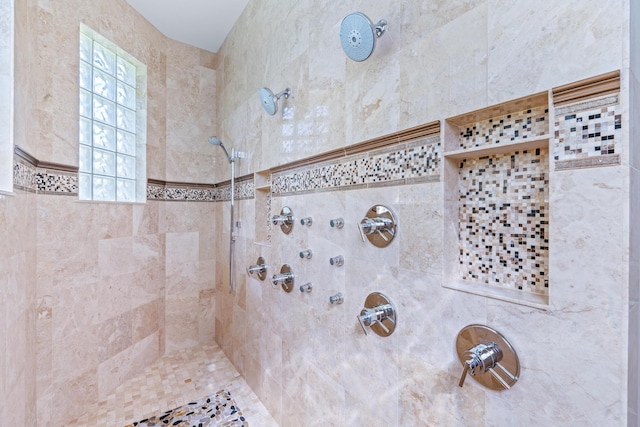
[3,0,638,426]
[8,1,220,426]
[2,0,37,425]
[0,191,37,427]
[628,1,640,424]
[214,0,635,425]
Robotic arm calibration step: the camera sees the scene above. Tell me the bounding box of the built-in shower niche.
[442,92,550,309]
[254,170,272,245]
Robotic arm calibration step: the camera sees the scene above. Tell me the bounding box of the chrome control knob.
[329,255,344,266]
[299,249,313,259]
[456,325,520,390]
[358,205,398,248]
[329,292,344,304]
[246,257,267,281]
[357,292,397,337]
[270,264,295,293]
[329,217,344,228]
[272,207,294,234]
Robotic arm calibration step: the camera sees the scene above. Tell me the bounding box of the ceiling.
[125,0,251,53]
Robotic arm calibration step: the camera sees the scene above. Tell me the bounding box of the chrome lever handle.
[246,264,266,275]
[357,221,367,242]
[272,214,293,226]
[376,229,389,242]
[458,361,471,387]
[357,314,369,335]
[488,367,511,390]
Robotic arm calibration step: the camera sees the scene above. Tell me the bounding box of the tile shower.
[3,1,639,427]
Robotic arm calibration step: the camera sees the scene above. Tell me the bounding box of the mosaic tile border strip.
[13,157,37,193]
[125,389,248,427]
[458,106,549,150]
[271,136,441,196]
[36,168,78,194]
[13,147,255,201]
[551,94,622,167]
[458,148,550,296]
[555,153,620,171]
[147,179,255,202]
[13,157,78,195]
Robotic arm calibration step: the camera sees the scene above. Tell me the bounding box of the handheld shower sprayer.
[207,136,247,295]
[208,136,234,163]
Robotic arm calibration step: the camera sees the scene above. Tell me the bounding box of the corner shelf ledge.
[442,279,549,310]
[444,136,550,159]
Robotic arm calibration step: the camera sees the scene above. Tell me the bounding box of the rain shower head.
[208,136,233,163]
[259,87,291,116]
[339,12,387,62]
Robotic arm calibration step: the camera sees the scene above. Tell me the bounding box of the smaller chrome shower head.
[208,136,233,163]
[259,87,291,116]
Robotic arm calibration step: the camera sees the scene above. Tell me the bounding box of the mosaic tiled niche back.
[458,148,549,296]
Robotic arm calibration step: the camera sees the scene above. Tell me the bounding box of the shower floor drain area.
[125,389,247,427]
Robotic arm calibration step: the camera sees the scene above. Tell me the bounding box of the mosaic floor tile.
[67,344,278,427]
[126,389,247,427]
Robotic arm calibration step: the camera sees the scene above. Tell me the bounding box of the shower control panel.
[358,205,398,248]
[272,206,295,234]
[271,264,295,293]
[246,256,267,281]
[357,292,397,337]
[456,324,520,390]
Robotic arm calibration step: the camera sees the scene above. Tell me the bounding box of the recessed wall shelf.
[254,170,273,245]
[443,137,549,159]
[442,92,551,309]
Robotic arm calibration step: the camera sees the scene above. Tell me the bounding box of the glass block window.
[78,27,145,202]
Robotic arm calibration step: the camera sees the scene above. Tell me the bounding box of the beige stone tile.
[67,344,278,427]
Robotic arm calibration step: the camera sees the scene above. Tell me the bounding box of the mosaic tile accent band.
[13,157,37,193]
[13,157,78,195]
[458,106,548,150]
[126,389,248,427]
[13,148,254,201]
[552,94,621,167]
[271,136,441,196]
[458,148,549,296]
[146,180,255,202]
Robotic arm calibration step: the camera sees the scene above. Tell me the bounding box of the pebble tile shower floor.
[67,344,279,427]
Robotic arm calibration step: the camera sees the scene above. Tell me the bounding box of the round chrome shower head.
[259,87,291,116]
[208,136,223,145]
[339,12,387,62]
